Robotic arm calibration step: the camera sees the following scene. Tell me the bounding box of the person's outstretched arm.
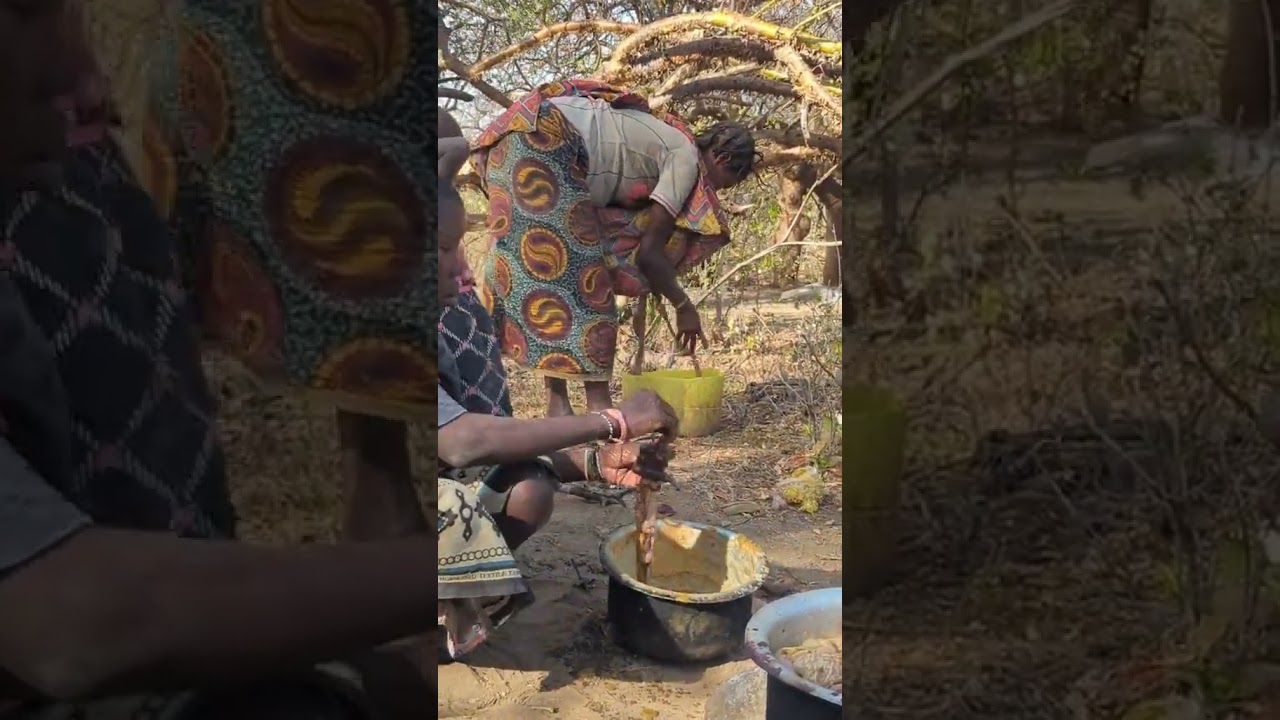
[0,440,438,702]
[436,385,612,469]
[436,383,677,470]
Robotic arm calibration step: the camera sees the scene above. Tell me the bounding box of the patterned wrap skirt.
[141,0,440,422]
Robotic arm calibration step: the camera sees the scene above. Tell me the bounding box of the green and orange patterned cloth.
[471,80,732,382]
[140,0,438,421]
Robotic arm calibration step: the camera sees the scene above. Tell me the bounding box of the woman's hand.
[617,390,679,439]
[597,439,673,488]
[674,303,708,356]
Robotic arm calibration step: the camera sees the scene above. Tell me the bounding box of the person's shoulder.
[621,111,693,149]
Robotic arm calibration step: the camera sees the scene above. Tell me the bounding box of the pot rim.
[744,586,843,706]
[598,518,768,603]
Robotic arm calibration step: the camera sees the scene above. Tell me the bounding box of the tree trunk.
[1220,0,1280,128]
[771,163,816,287]
[817,178,842,288]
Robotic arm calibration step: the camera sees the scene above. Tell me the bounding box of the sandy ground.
[439,482,842,719]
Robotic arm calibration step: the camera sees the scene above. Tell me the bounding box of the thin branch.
[440,48,511,106]
[441,0,499,22]
[1152,278,1260,424]
[694,241,842,304]
[846,0,1078,163]
[469,21,640,79]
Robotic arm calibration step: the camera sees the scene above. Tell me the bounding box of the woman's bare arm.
[336,411,428,541]
[0,526,438,702]
[633,204,690,307]
[437,412,611,469]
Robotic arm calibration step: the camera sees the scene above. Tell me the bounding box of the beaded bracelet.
[592,410,620,442]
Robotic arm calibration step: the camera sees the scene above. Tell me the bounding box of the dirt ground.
[211,293,844,720]
[437,477,841,719]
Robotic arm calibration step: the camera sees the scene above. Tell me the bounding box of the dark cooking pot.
[599,519,768,664]
[745,586,842,720]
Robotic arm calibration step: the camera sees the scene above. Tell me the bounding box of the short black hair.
[695,122,758,183]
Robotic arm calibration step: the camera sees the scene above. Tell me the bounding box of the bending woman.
[436,136,678,660]
[472,80,757,417]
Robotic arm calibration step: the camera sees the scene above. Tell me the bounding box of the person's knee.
[505,468,557,528]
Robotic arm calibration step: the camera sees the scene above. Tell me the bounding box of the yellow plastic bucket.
[621,369,725,437]
[841,383,907,594]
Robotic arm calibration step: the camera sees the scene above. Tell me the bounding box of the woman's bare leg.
[484,462,559,550]
[545,376,575,417]
[584,381,613,412]
[336,410,426,540]
[334,411,434,718]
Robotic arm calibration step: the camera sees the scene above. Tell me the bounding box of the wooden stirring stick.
[631,435,673,585]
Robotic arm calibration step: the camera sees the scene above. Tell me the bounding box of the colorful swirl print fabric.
[139,0,438,420]
[472,80,732,382]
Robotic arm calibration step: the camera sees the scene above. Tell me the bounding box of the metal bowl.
[599,519,768,663]
[744,586,842,719]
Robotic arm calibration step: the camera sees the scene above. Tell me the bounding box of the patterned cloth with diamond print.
[436,293,534,661]
[0,144,371,720]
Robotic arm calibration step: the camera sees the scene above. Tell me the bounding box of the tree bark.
[772,163,816,287]
[817,178,842,288]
